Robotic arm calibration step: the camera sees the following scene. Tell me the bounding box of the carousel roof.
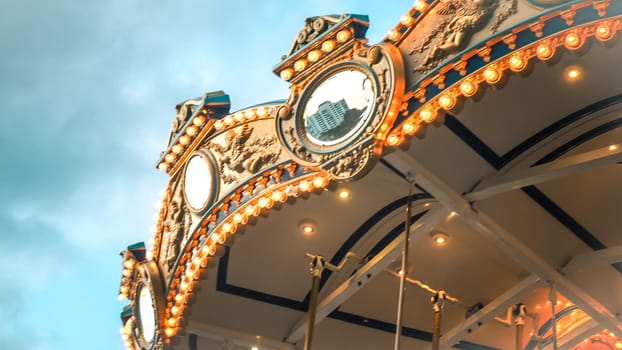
[119,1,622,350]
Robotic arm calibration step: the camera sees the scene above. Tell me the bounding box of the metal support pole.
[549,284,558,350]
[304,255,325,350]
[432,291,447,350]
[513,303,526,350]
[393,181,415,350]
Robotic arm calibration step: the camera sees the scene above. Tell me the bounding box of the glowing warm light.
[312,176,327,188]
[508,53,527,72]
[616,340,622,349]
[459,80,477,97]
[302,225,314,234]
[233,213,244,224]
[192,116,206,126]
[596,22,613,41]
[398,269,405,275]
[123,260,134,269]
[271,190,287,203]
[387,29,400,41]
[438,94,456,110]
[419,108,437,123]
[165,328,175,337]
[299,180,312,192]
[256,107,267,117]
[223,116,234,126]
[299,219,317,236]
[564,32,582,49]
[221,222,232,233]
[244,204,258,217]
[536,42,554,60]
[336,30,351,43]
[118,293,127,301]
[179,135,190,145]
[171,144,183,154]
[400,14,414,26]
[167,318,177,327]
[234,112,244,122]
[243,110,254,120]
[158,162,169,171]
[432,232,449,246]
[186,125,198,136]
[321,40,336,52]
[307,49,322,62]
[252,347,259,350]
[257,197,273,209]
[609,145,618,151]
[402,121,419,135]
[338,189,351,200]
[294,59,308,72]
[483,66,501,84]
[164,153,176,162]
[565,67,582,81]
[387,134,400,146]
[413,0,426,11]
[280,68,294,81]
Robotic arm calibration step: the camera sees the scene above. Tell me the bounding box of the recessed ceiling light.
[298,219,317,236]
[565,66,582,81]
[251,347,259,350]
[431,232,449,246]
[609,144,618,151]
[337,189,351,200]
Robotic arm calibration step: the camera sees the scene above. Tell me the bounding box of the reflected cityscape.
[305,98,368,142]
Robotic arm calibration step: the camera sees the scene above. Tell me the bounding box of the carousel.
[118,1,622,349]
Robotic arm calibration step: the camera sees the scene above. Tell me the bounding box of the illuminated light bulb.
[180,281,189,291]
[298,180,312,192]
[175,293,183,302]
[419,108,437,123]
[171,305,180,316]
[165,328,175,337]
[564,32,582,49]
[167,318,177,328]
[122,269,131,277]
[596,22,613,41]
[221,222,232,233]
[271,190,287,203]
[123,260,135,269]
[118,293,127,301]
[280,68,294,81]
[256,107,267,117]
[400,14,414,26]
[233,112,244,122]
[214,120,224,129]
[321,40,336,53]
[294,59,307,72]
[244,204,258,216]
[432,232,449,246]
[398,269,405,275]
[186,125,198,136]
[565,67,581,81]
[459,80,477,97]
[337,189,351,200]
[483,66,501,84]
[201,245,210,255]
[171,144,183,154]
[120,285,128,293]
[211,232,221,242]
[402,122,419,135]
[312,176,327,188]
[164,153,176,162]
[307,49,322,63]
[536,42,554,60]
[387,29,400,41]
[609,145,618,151]
[252,347,259,350]
[438,94,456,110]
[258,197,273,209]
[192,116,206,126]
[232,213,244,224]
[336,30,351,43]
[508,53,527,72]
[179,135,190,145]
[223,116,234,126]
[244,110,254,120]
[158,162,170,171]
[413,0,426,11]
[387,134,400,146]
[615,340,622,349]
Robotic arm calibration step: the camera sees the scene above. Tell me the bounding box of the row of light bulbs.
[385,19,620,147]
[158,114,208,172]
[163,173,331,338]
[279,28,353,81]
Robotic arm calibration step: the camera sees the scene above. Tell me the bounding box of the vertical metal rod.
[393,182,414,350]
[549,285,558,350]
[516,323,523,350]
[432,310,442,350]
[303,269,321,350]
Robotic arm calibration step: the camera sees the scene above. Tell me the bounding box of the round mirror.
[137,284,156,343]
[184,152,214,211]
[302,69,374,147]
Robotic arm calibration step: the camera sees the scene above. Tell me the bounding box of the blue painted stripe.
[189,333,198,350]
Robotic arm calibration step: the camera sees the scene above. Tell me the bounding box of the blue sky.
[0,1,404,349]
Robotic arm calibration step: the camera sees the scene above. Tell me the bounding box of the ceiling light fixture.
[609,145,618,151]
[337,189,351,200]
[299,219,317,236]
[565,66,582,81]
[431,232,449,246]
